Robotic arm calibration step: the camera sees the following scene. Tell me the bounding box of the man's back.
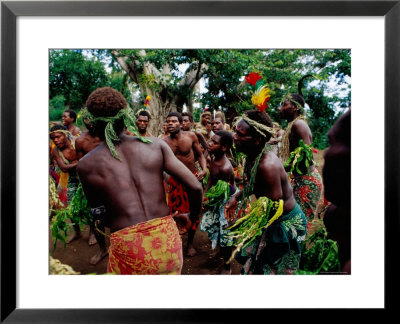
[78,135,172,232]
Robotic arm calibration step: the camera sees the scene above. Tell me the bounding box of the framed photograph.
[1,0,398,322]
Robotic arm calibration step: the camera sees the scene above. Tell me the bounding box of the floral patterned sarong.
[107,216,183,275]
[235,202,307,275]
[291,168,323,223]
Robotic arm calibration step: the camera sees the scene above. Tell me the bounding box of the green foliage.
[50,49,351,142]
[203,180,231,209]
[49,95,66,110]
[49,50,110,110]
[295,220,341,275]
[284,139,317,177]
[49,107,65,123]
[50,208,73,252]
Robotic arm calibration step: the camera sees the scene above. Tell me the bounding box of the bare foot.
[90,249,108,265]
[186,245,197,257]
[88,231,97,246]
[66,231,81,244]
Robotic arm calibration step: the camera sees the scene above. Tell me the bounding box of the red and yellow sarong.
[107,216,183,275]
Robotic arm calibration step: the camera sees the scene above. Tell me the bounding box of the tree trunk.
[111,50,208,136]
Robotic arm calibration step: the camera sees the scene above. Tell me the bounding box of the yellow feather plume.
[251,85,271,107]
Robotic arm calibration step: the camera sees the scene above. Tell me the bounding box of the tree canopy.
[49,48,351,148]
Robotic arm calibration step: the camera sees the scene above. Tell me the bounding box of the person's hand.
[172,212,192,234]
[196,170,207,181]
[224,196,238,224]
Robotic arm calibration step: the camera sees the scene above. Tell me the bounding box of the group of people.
[49,84,350,275]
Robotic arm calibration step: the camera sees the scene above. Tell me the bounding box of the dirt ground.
[50,150,326,275]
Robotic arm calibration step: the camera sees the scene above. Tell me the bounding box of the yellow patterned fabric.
[107,215,183,275]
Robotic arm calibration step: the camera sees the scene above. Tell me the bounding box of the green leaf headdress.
[79,107,152,161]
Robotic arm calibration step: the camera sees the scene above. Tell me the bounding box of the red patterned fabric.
[107,216,183,275]
[167,173,200,230]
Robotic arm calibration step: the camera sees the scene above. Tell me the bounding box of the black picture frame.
[1,0,398,322]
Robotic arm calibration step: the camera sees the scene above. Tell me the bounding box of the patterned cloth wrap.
[200,181,238,250]
[167,171,200,231]
[290,168,323,224]
[67,171,80,205]
[235,202,307,275]
[107,215,183,275]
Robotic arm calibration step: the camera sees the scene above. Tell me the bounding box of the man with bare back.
[74,121,108,265]
[225,110,307,274]
[77,87,202,274]
[163,112,207,257]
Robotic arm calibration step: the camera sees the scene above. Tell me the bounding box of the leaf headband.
[80,107,152,161]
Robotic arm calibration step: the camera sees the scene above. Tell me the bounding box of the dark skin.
[75,128,108,264]
[77,133,203,235]
[49,131,81,242]
[62,112,81,137]
[225,120,296,223]
[136,115,152,137]
[279,100,315,174]
[181,116,208,155]
[164,116,207,180]
[50,132,78,173]
[322,110,351,274]
[163,116,207,256]
[211,117,225,133]
[204,134,237,274]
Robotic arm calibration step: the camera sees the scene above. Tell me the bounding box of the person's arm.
[191,133,207,180]
[75,138,84,160]
[76,159,108,226]
[195,131,209,157]
[161,140,203,232]
[51,149,77,173]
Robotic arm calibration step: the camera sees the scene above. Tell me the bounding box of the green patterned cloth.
[235,202,307,274]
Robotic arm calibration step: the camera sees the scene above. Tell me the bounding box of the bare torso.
[163,131,197,172]
[77,136,171,232]
[251,152,296,213]
[208,155,236,188]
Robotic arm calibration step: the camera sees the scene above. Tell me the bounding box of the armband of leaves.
[284,139,317,177]
[225,197,283,263]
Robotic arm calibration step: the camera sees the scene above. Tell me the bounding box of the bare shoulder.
[293,119,310,132]
[184,131,197,140]
[260,152,282,172]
